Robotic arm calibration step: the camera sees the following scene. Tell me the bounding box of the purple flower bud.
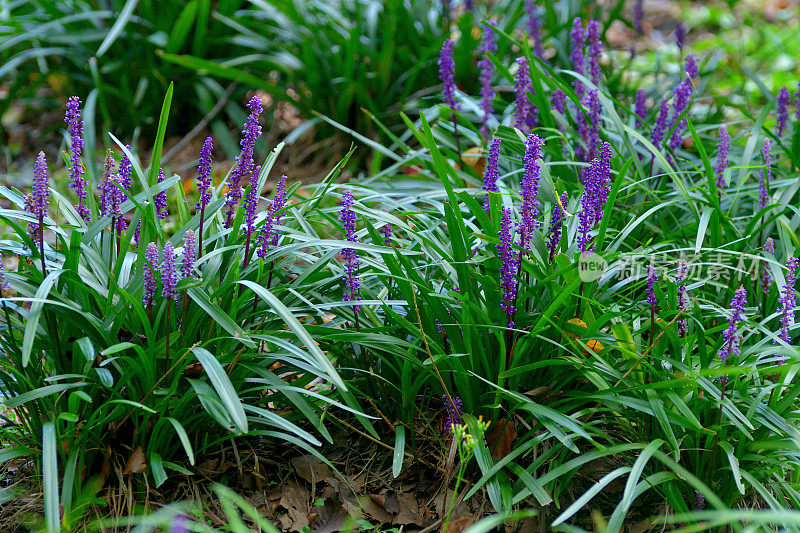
[182,230,196,279]
[634,88,646,128]
[134,220,141,244]
[438,39,459,112]
[759,138,772,210]
[718,287,747,364]
[340,190,361,313]
[777,256,798,364]
[525,0,545,59]
[514,57,536,131]
[646,265,658,310]
[155,168,168,220]
[65,96,90,223]
[676,261,689,337]
[715,124,730,189]
[776,86,791,138]
[633,0,644,34]
[482,138,502,212]
[497,208,520,328]
[143,242,159,307]
[256,175,289,260]
[520,133,545,248]
[478,21,498,140]
[161,241,178,304]
[761,238,775,296]
[675,22,685,53]
[224,96,263,227]
[547,192,568,259]
[443,395,463,432]
[196,137,214,210]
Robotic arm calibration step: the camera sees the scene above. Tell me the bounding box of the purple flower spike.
[577,143,612,252]
[520,133,545,248]
[761,238,775,296]
[759,138,772,210]
[256,175,289,260]
[182,230,196,279]
[547,192,568,260]
[117,147,133,191]
[65,96,90,223]
[0,261,10,293]
[134,220,141,244]
[161,241,178,304]
[684,54,699,79]
[776,86,791,138]
[32,152,50,221]
[777,256,798,364]
[438,39,459,112]
[676,261,689,337]
[224,96,263,227]
[244,164,262,237]
[633,0,644,34]
[796,81,800,120]
[715,124,730,189]
[718,287,747,365]
[569,18,587,92]
[443,395,463,432]
[551,89,567,116]
[667,64,695,152]
[382,216,392,247]
[143,242,159,308]
[650,98,670,150]
[340,190,361,313]
[196,136,214,210]
[676,22,685,53]
[169,514,190,533]
[98,150,115,217]
[478,21,498,141]
[514,57,536,131]
[635,89,647,128]
[646,265,658,310]
[155,168,168,220]
[482,138,502,212]
[695,490,705,511]
[587,20,602,87]
[525,0,545,59]
[497,208,520,328]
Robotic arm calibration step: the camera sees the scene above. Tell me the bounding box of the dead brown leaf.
[309,503,348,533]
[486,418,516,460]
[447,515,476,533]
[291,454,332,485]
[122,446,146,474]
